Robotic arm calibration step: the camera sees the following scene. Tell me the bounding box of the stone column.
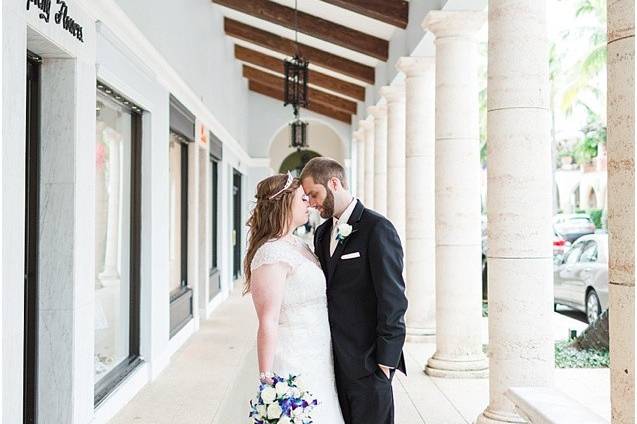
[607,1,635,423]
[368,104,388,215]
[380,85,406,245]
[353,128,366,202]
[396,57,437,339]
[392,57,436,340]
[423,11,488,378]
[477,2,554,422]
[360,117,375,208]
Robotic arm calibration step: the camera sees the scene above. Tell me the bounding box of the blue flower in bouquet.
[249,374,319,424]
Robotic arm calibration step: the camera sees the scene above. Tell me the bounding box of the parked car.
[553,233,569,256]
[553,233,609,323]
[553,213,596,242]
[481,215,569,301]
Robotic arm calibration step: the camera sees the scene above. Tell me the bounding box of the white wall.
[113,0,249,150]
[247,91,351,159]
[269,122,346,171]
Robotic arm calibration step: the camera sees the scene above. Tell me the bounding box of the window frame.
[93,83,143,406]
[168,132,194,338]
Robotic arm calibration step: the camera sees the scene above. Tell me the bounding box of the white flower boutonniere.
[336,223,353,243]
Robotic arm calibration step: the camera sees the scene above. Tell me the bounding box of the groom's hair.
[300,157,349,189]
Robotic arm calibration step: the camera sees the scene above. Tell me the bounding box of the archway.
[279,150,321,176]
[268,120,347,173]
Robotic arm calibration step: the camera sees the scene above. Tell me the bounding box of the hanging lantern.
[289,117,308,150]
[283,54,309,115]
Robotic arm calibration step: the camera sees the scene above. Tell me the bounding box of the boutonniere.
[336,223,356,244]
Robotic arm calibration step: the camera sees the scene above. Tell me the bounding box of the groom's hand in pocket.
[378,364,391,379]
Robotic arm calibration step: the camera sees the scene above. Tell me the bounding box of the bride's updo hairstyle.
[243,173,301,294]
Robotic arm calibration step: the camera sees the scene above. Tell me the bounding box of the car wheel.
[585,290,602,324]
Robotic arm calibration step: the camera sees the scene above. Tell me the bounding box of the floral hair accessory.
[269,172,294,200]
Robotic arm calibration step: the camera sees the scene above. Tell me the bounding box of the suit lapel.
[327,200,365,284]
[315,220,332,279]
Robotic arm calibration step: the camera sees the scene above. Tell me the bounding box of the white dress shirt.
[330,198,357,256]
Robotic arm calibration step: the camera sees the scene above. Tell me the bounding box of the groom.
[300,157,408,424]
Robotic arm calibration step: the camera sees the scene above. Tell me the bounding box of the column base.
[406,326,436,342]
[475,407,525,424]
[424,354,488,378]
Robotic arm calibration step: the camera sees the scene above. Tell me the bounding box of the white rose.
[256,404,267,418]
[267,402,283,420]
[337,223,352,237]
[278,416,292,424]
[261,386,277,404]
[292,407,304,417]
[275,381,289,397]
[291,388,301,398]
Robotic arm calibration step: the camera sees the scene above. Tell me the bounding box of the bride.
[217,173,344,423]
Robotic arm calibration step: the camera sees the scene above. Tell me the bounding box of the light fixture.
[283,0,309,115]
[289,116,308,150]
[284,55,309,115]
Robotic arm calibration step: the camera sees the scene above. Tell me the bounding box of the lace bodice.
[250,235,344,423]
[251,236,325,325]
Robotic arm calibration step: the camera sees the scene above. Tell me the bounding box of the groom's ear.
[329,177,344,191]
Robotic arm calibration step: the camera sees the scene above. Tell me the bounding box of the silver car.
[553,213,596,243]
[553,233,609,323]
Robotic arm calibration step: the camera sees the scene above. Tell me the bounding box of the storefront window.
[94,84,141,404]
[169,133,188,293]
[209,157,221,300]
[168,95,195,337]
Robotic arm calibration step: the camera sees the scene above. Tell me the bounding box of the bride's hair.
[243,173,301,294]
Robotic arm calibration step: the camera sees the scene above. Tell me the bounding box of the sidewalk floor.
[110,292,609,424]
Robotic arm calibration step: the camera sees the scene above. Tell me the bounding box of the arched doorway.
[268,120,347,174]
[278,150,321,176]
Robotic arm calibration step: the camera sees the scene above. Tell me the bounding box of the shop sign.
[199,123,209,146]
[26,0,84,43]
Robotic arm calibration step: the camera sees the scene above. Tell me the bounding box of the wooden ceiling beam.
[234,45,365,101]
[213,0,388,60]
[242,65,357,114]
[320,0,409,29]
[248,80,352,124]
[225,18,375,84]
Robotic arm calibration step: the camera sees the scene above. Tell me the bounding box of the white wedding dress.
[216,235,344,424]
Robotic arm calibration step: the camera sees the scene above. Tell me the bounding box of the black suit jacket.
[314,200,408,379]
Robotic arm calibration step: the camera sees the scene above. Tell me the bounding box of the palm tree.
[559,0,607,116]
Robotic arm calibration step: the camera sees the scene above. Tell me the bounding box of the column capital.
[367,104,387,119]
[422,10,486,38]
[360,117,374,130]
[380,85,405,104]
[353,128,365,141]
[396,56,435,77]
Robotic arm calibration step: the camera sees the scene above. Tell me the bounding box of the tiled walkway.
[110,292,610,424]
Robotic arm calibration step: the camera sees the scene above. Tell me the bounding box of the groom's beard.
[319,189,335,219]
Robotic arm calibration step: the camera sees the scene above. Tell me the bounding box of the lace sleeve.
[251,241,297,273]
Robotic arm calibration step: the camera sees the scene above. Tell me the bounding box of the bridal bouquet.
[249,374,319,424]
